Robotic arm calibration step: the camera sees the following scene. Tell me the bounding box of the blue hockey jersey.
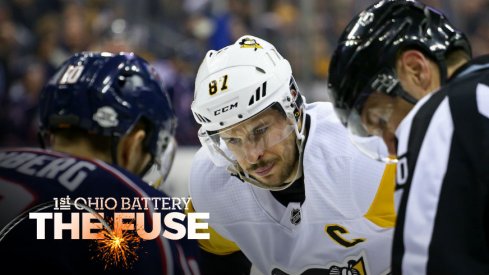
[0,148,200,275]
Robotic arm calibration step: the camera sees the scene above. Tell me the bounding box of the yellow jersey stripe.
[364,162,397,228]
[186,200,241,255]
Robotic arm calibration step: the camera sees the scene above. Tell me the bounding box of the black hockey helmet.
[327,0,471,126]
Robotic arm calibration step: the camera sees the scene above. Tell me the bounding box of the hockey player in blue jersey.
[0,52,200,274]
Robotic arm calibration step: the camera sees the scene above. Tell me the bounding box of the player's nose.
[244,142,265,163]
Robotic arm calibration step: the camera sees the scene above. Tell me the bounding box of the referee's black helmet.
[328,0,471,126]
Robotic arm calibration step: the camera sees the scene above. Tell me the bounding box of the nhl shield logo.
[290,208,301,225]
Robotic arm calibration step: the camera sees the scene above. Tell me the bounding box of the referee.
[328,0,489,274]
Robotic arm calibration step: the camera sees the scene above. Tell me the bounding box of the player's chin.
[254,174,285,188]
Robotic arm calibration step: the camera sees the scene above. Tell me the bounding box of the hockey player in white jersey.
[189,35,395,275]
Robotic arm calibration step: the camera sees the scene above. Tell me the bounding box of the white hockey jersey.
[189,102,395,275]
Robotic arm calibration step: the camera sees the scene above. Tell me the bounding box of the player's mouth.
[253,161,275,177]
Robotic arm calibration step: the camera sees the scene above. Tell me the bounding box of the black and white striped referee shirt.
[392,55,489,275]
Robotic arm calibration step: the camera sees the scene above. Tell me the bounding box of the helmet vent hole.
[194,112,211,123]
[419,19,431,38]
[255,67,266,74]
[118,75,126,88]
[248,81,267,106]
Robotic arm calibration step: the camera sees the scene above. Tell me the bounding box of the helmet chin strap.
[392,85,418,105]
[284,103,307,186]
[396,86,419,105]
[139,156,155,178]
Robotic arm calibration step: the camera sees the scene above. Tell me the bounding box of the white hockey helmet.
[191,35,306,190]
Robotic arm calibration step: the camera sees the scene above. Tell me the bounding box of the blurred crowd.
[1,0,488,147]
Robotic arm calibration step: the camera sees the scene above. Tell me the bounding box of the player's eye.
[223,137,241,146]
[253,126,268,136]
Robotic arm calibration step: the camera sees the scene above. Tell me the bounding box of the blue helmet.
[39,52,177,181]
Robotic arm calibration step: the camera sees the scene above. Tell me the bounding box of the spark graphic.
[91,217,142,270]
[1,200,147,270]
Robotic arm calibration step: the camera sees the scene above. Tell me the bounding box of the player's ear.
[398,50,433,90]
[118,129,147,173]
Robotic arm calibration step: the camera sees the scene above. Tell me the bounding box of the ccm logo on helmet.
[214,102,238,116]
